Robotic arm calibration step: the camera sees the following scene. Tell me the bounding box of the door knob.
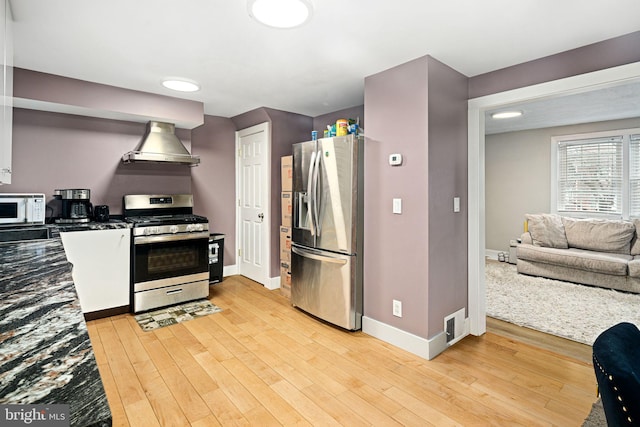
[258,213,264,222]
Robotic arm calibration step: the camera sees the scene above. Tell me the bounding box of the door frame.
[467,61,640,336]
[235,122,271,286]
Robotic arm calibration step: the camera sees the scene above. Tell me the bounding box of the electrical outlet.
[392,299,402,317]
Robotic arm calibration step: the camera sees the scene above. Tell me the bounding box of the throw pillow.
[562,217,635,254]
[525,213,568,248]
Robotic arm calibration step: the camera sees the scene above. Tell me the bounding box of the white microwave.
[0,193,46,226]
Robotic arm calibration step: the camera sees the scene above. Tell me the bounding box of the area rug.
[134,300,222,331]
[485,261,640,345]
[582,399,606,427]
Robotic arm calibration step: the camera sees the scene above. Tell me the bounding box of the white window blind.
[557,136,623,215]
[630,134,640,216]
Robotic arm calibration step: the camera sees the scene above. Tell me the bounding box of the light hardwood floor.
[86,275,597,426]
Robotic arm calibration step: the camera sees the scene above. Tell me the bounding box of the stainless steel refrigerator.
[291,134,364,330]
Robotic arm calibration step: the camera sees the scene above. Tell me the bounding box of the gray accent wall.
[364,55,468,339]
[486,117,640,253]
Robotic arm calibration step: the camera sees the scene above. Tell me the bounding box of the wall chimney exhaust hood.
[122,121,200,166]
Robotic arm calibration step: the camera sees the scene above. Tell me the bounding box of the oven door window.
[134,238,208,283]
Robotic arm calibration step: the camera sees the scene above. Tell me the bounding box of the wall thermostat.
[389,153,403,166]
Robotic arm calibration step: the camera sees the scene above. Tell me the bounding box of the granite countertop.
[49,220,131,237]
[0,238,112,427]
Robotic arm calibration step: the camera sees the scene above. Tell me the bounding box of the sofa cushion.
[628,256,640,278]
[516,244,631,275]
[525,213,568,248]
[630,219,640,255]
[562,217,635,254]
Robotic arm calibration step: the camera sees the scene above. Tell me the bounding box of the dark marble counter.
[0,239,112,427]
[49,220,131,237]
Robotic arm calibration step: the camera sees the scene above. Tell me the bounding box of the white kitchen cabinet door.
[60,229,131,313]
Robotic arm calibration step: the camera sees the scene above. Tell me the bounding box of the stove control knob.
[186,224,194,232]
[195,224,204,232]
[170,225,179,234]
[144,228,153,236]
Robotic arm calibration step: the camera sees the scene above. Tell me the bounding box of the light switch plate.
[453,197,460,212]
[393,198,402,214]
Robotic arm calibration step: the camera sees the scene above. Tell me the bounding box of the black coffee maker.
[54,189,93,224]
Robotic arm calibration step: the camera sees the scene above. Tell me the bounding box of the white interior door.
[236,122,270,285]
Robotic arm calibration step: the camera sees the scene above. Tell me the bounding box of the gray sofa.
[516,214,640,294]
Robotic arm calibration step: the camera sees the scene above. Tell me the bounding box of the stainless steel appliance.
[124,194,210,313]
[291,134,364,330]
[0,193,46,226]
[54,188,93,224]
[122,121,200,166]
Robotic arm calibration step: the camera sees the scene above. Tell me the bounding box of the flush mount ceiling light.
[161,78,200,92]
[491,110,523,119]
[248,0,313,29]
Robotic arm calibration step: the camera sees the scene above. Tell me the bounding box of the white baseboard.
[485,249,502,260]
[220,265,281,290]
[362,316,449,360]
[266,275,281,290]
[223,264,238,277]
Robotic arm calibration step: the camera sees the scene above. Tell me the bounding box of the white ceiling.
[9,0,640,124]
[485,80,640,134]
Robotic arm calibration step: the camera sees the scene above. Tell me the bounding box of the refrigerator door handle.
[312,149,322,236]
[306,150,317,236]
[292,245,348,265]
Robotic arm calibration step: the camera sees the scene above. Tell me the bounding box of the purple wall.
[313,105,365,135]
[364,56,469,339]
[364,57,431,337]
[425,57,468,338]
[4,109,192,217]
[231,107,313,278]
[469,30,640,99]
[191,115,238,266]
[14,68,204,128]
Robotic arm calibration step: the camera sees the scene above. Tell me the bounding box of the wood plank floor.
[86,275,598,426]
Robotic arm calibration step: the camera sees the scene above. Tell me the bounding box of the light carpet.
[134,299,222,331]
[485,261,640,345]
[582,399,606,427]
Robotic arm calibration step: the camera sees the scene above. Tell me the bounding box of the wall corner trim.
[362,316,448,360]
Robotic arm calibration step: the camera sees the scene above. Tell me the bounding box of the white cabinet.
[0,0,12,185]
[60,229,131,314]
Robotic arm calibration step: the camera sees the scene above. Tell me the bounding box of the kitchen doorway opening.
[467,62,640,337]
[235,122,272,287]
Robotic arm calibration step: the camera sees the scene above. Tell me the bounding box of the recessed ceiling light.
[248,0,313,29]
[491,111,523,119]
[161,79,200,92]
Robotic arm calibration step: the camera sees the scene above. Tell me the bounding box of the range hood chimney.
[122,121,200,166]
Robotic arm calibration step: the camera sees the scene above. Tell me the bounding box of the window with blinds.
[630,134,640,216]
[557,136,623,215]
[553,129,640,219]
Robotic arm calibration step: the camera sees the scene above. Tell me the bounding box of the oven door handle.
[134,231,210,245]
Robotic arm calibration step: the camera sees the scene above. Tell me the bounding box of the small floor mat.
[134,300,222,331]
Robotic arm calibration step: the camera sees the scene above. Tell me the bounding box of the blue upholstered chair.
[592,322,640,426]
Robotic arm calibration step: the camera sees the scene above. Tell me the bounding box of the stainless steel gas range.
[124,194,210,313]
